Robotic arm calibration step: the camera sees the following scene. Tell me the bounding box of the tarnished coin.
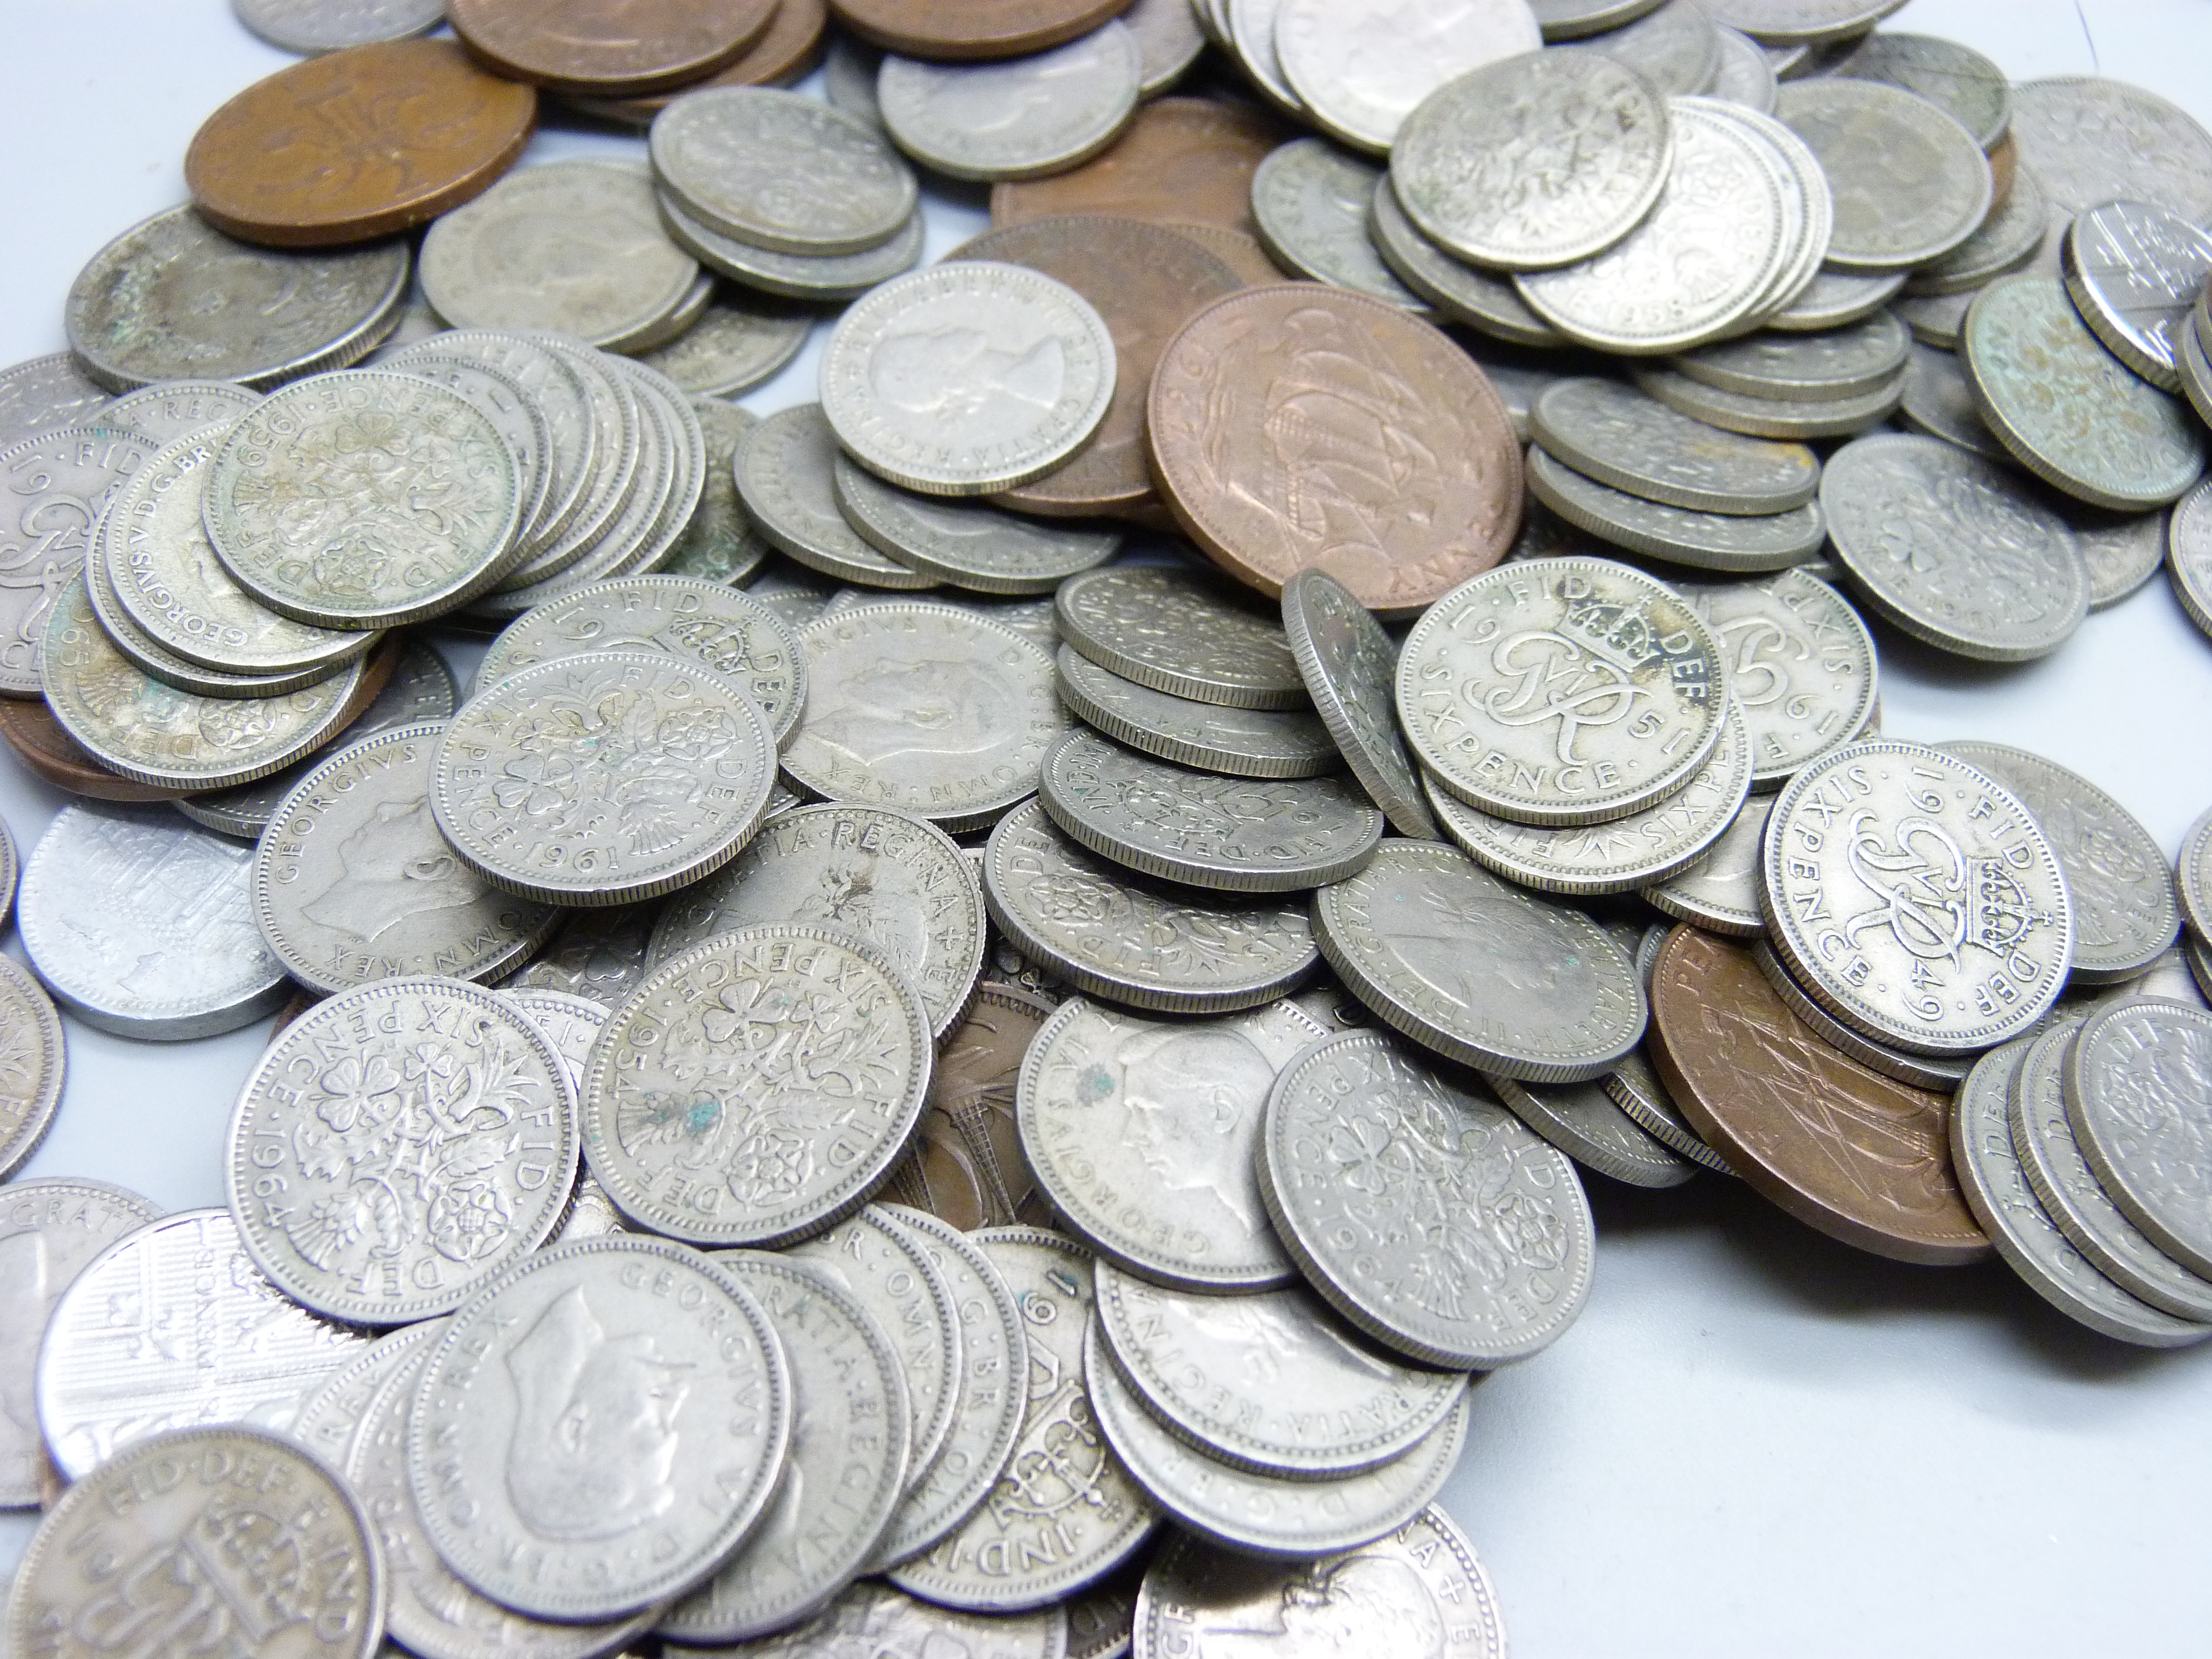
[1821,433,2089,662]
[1059,565,1306,709]
[989,95,1283,236]
[408,1236,790,1621]
[820,262,1116,497]
[1487,1070,1694,1187]
[660,1253,912,1645]
[1261,1029,1596,1365]
[1524,447,1828,572]
[2062,201,2212,392]
[888,1228,1158,1613]
[2065,998,2212,1280]
[449,0,774,93]
[0,424,159,694]
[1897,339,2008,460]
[1963,274,2205,512]
[433,649,775,906]
[2007,77,2212,223]
[1648,927,1990,1264]
[783,603,1066,832]
[37,1208,370,1478]
[652,88,913,254]
[1905,163,2051,299]
[1770,267,1905,332]
[99,377,259,443]
[663,188,926,302]
[1018,996,1324,1290]
[0,955,63,1183]
[648,802,985,1038]
[1274,0,1539,154]
[1670,309,1910,402]
[1775,77,1989,272]
[1056,646,1341,780]
[639,304,810,401]
[737,403,935,588]
[9,1424,384,1659]
[694,1581,1067,1659]
[880,25,1142,183]
[1280,568,1436,838]
[983,800,1319,1015]
[1250,140,1430,312]
[0,352,111,446]
[1941,741,2178,984]
[1605,1047,1736,1173]
[1397,557,1728,826]
[1368,179,1566,348]
[883,983,1059,1230]
[383,355,555,557]
[835,457,1122,593]
[581,923,931,1245]
[66,204,410,391]
[1682,569,1876,786]
[477,574,805,741]
[20,803,289,1038]
[1392,50,1672,270]
[1532,377,1819,514]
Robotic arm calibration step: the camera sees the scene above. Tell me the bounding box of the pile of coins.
[5,0,2212,1652]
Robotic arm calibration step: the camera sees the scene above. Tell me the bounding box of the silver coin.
[256,722,560,993]
[581,923,932,1245]
[505,903,661,1008]
[648,803,985,1038]
[1633,359,1905,441]
[1056,646,1342,780]
[98,377,260,444]
[821,263,1116,497]
[234,0,444,52]
[1059,565,1307,710]
[9,1424,384,1659]
[1682,569,1876,787]
[1391,50,1673,271]
[1762,738,2074,1053]
[658,1253,912,1645]
[673,1580,1069,1659]
[1094,1262,1466,1477]
[36,1208,370,1479]
[1524,446,1828,572]
[0,352,111,448]
[1826,30,2006,147]
[1124,0,1205,92]
[1767,266,1905,332]
[1774,77,1989,272]
[2061,500,2170,611]
[1703,0,1904,44]
[2174,475,2212,642]
[1226,0,1304,115]
[1904,162,2051,299]
[1275,0,1539,154]
[0,813,18,929]
[228,976,578,1324]
[1669,309,1910,402]
[651,88,916,256]
[387,357,554,562]
[2008,76,2212,223]
[0,424,159,694]
[2098,945,2209,1014]
[1894,283,1976,349]
[1531,377,1819,514]
[2179,800,2212,949]
[407,1235,791,1621]
[834,456,1121,595]
[477,574,806,742]
[1280,567,1437,838]
[0,1179,159,1505]
[1588,0,1722,96]
[1897,339,2009,460]
[662,188,927,303]
[2064,997,2212,1279]
[664,396,772,586]
[286,1318,442,1477]
[1086,1321,1468,1559]
[500,986,608,1100]
[825,34,886,126]
[0,956,63,1185]
[880,26,1141,183]
[421,162,700,351]
[2015,1014,2212,1321]
[636,301,811,398]
[1750,936,1972,1091]
[1533,0,1664,36]
[2062,200,2212,393]
[1019,995,1325,1291]
[750,558,839,628]
[737,404,936,588]
[1822,431,2090,661]
[1261,1028,1599,1362]
[1368,181,1566,348]
[1251,140,1430,313]
[1707,22,1778,111]
[67,205,409,391]
[983,800,1319,1015]
[1604,1046,1736,1173]
[1132,1510,1506,1659]
[19,803,288,1039]
[785,603,1065,832]
[432,648,775,906]
[1488,1069,1694,1186]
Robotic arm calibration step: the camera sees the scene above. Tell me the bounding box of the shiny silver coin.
[672,1580,1068,1659]
[880,26,1141,183]
[581,923,933,1246]
[2062,200,2212,393]
[1488,1070,1695,1187]
[2065,997,2212,1280]
[833,455,1121,595]
[1055,646,1342,780]
[1281,566,1437,838]
[1682,569,1877,788]
[1767,266,1905,332]
[1750,937,1972,1091]
[1668,308,1910,401]
[1275,0,1539,153]
[0,352,112,446]
[1530,377,1819,514]
[1018,995,1326,1291]
[1525,446,1827,571]
[1059,565,1308,710]
[1605,1047,1737,1174]
[1368,181,1565,348]
[0,955,64,1185]
[98,377,260,443]
[1251,139,1430,312]
[662,189,927,303]
[1897,339,2009,460]
[500,985,609,1098]
[284,1317,441,1476]
[888,1228,1159,1613]
[651,88,916,256]
[37,1208,369,1479]
[19,802,288,1039]
[736,403,937,588]
[505,902,660,1007]
[388,355,555,563]
[234,0,444,52]
[1774,77,1990,272]
[0,424,159,695]
[407,1235,791,1622]
[1532,0,1664,36]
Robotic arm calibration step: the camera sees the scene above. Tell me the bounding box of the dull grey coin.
[1707,23,1777,111]
[255,722,560,993]
[737,404,936,588]
[1767,266,1905,332]
[1898,339,2009,460]
[1832,31,2010,149]
[1313,840,1647,1081]
[637,300,811,398]
[648,802,985,1038]
[0,815,16,930]
[672,1582,1068,1659]
[1822,432,2090,661]
[651,88,916,255]
[1252,140,1430,312]
[1704,0,1905,47]
[234,0,444,52]
[1260,1030,1599,1364]
[0,956,63,1186]
[407,1235,791,1622]
[2064,501,2169,611]
[1487,1069,1694,1188]
[1225,0,1307,114]
[0,352,111,447]
[1525,447,1827,571]
[1894,284,1975,349]
[1368,181,1565,348]
[98,377,260,443]
[983,800,1319,1015]
[1669,309,1909,401]
[1532,378,1818,513]
[1605,1047,1736,1173]
[2174,476,2212,642]
[2063,200,2212,392]
[1633,361,1904,440]
[1905,162,2052,299]
[1125,0,1205,92]
[889,1228,1159,1613]
[1644,794,1770,934]
[1533,0,1663,35]
[1682,568,1877,787]
[662,189,927,303]
[1056,646,1340,780]
[19,803,287,1039]
[2008,77,2212,224]
[36,1208,369,1479]
[1275,0,1539,153]
[2066,997,2212,1280]
[1280,566,1437,840]
[66,204,409,391]
[2180,801,2212,947]
[501,986,609,1099]
[834,457,1121,594]
[879,26,1141,183]
[1018,995,1326,1291]
[1059,565,1308,710]
[0,424,160,694]
[1589,0,1721,96]
[664,396,772,585]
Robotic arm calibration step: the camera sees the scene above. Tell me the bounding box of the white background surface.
[2,3,2210,1654]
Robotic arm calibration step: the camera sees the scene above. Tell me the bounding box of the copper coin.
[449,0,777,95]
[1164,221,1292,286]
[831,0,1128,60]
[1647,926,1991,1267]
[0,700,194,802]
[1148,284,1523,618]
[991,97,1285,237]
[185,40,535,248]
[881,982,1060,1230]
[562,0,830,124]
[949,217,1244,519]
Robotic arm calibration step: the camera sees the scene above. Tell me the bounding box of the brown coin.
[882,982,1060,1230]
[185,40,536,249]
[562,0,830,124]
[1148,285,1523,618]
[1647,926,1991,1267]
[0,699,195,802]
[951,217,1244,519]
[831,0,1129,60]
[991,97,1286,238]
[1164,221,1292,286]
[449,0,777,95]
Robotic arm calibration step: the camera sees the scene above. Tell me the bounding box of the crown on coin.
[1964,855,2051,955]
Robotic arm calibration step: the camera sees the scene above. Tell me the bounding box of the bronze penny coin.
[882,983,1061,1229]
[562,0,830,124]
[1647,926,1991,1267]
[0,700,194,802]
[1148,284,1523,618]
[449,0,777,95]
[950,217,1244,519]
[831,0,1129,60]
[991,97,1285,238]
[185,39,536,248]
[1164,221,1292,286]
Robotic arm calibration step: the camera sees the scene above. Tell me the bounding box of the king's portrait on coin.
[1112,1021,1273,1233]
[1190,1554,1451,1659]
[300,797,480,943]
